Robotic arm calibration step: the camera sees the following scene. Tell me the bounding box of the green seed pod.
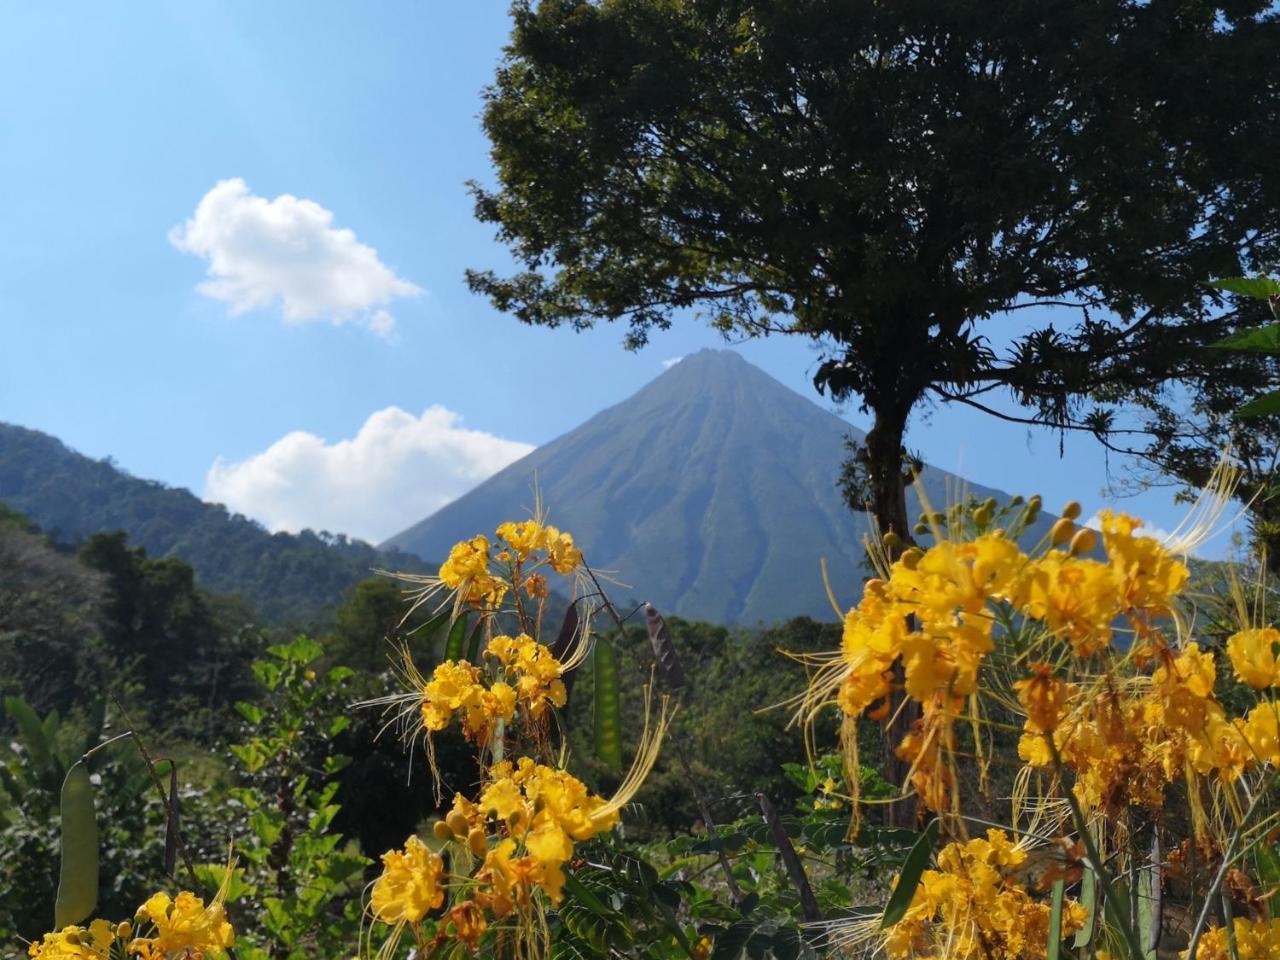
[55,760,98,929]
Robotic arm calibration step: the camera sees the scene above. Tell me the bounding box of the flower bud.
[63,932,81,946]
[882,531,902,551]
[900,548,924,570]
[1061,500,1082,520]
[433,819,454,842]
[467,827,488,857]
[1069,528,1098,556]
[1050,517,1075,547]
[116,921,132,941]
[913,522,929,536]
[445,811,470,837]
[973,505,993,526]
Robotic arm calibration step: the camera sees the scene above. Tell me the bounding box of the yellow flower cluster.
[416,634,568,746]
[822,508,1196,815]
[28,890,233,960]
[495,520,582,574]
[1227,627,1280,689]
[369,515,666,957]
[485,634,568,720]
[438,535,509,607]
[476,757,618,902]
[420,660,516,743]
[884,830,1086,960]
[1189,917,1280,960]
[1018,642,1280,812]
[370,835,446,925]
[436,521,583,611]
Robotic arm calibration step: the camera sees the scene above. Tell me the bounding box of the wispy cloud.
[204,406,533,543]
[171,178,420,336]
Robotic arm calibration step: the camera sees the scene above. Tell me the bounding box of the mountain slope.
[0,423,425,622]
[385,350,1046,623]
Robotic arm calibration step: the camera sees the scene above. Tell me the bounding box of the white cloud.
[661,356,685,370]
[170,178,421,335]
[204,406,534,543]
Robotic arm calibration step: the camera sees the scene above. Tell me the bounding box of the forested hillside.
[0,423,428,622]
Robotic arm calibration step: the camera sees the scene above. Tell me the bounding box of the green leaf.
[880,819,938,929]
[54,759,98,929]
[593,638,623,771]
[563,871,612,917]
[1075,865,1100,950]
[5,696,53,775]
[444,614,470,663]
[1212,324,1280,353]
[1210,276,1280,300]
[1237,391,1280,418]
[1047,879,1065,960]
[1256,844,1280,919]
[466,618,485,664]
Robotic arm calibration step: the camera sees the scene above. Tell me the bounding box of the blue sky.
[0,3,1237,552]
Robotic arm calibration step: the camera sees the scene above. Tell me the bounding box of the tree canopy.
[469,0,1280,537]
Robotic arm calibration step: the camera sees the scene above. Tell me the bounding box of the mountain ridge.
[385,349,1044,623]
[0,422,426,622]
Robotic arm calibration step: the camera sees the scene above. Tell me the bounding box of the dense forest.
[0,423,428,623]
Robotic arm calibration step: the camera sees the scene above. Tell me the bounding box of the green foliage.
[1128,274,1280,574]
[0,698,183,942]
[221,637,368,960]
[0,421,428,623]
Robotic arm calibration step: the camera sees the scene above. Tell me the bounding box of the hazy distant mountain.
[0,423,425,622]
[385,350,1046,623]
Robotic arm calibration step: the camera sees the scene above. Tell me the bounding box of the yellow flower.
[884,830,1086,960]
[133,889,234,958]
[496,520,548,560]
[370,835,445,925]
[438,535,507,606]
[1019,553,1121,656]
[421,660,482,731]
[1226,627,1280,689]
[1015,665,1074,733]
[543,526,582,574]
[1096,509,1189,625]
[26,921,115,960]
[1187,917,1280,959]
[1238,702,1280,767]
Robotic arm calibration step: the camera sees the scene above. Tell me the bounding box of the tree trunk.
[864,405,919,828]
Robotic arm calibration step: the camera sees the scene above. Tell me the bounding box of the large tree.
[470,0,1278,528]
[467,0,1280,817]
